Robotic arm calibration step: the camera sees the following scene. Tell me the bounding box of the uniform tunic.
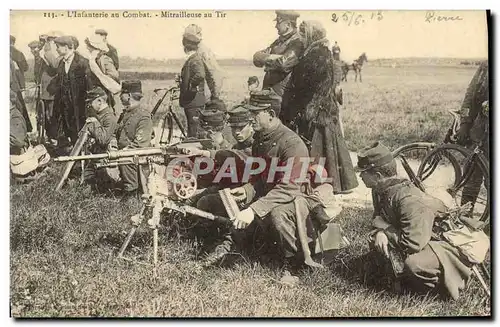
[116,106,153,191]
[10,105,28,155]
[253,31,304,96]
[370,177,473,300]
[83,106,118,183]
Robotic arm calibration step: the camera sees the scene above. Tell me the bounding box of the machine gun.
[54,141,232,272]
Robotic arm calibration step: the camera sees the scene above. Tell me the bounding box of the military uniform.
[253,11,304,97]
[82,87,119,185]
[357,142,473,300]
[458,61,489,212]
[10,92,28,155]
[116,81,153,192]
[184,25,223,100]
[332,43,341,61]
[29,39,61,140]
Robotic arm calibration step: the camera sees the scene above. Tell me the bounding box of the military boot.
[201,235,235,267]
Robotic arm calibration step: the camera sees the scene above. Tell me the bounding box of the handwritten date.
[331,11,384,26]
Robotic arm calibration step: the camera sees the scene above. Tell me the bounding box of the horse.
[341,53,368,82]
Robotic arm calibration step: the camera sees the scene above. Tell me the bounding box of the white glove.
[86,117,98,124]
[233,207,254,229]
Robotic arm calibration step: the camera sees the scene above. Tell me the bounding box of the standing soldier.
[179,32,206,138]
[115,80,153,195]
[28,37,61,144]
[95,29,119,70]
[456,61,489,216]
[10,35,32,133]
[332,41,341,61]
[183,24,223,100]
[253,11,304,98]
[10,91,28,155]
[50,35,94,148]
[81,86,119,189]
[10,35,29,91]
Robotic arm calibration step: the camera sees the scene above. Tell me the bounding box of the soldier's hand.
[233,208,254,229]
[86,117,98,124]
[230,187,247,203]
[374,231,389,259]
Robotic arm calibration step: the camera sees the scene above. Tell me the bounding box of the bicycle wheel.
[392,142,435,192]
[418,144,490,223]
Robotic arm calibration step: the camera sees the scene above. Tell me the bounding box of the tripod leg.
[153,228,158,277]
[117,226,139,258]
[170,109,187,138]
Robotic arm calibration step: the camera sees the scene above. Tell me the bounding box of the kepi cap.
[355,142,394,172]
[86,86,107,103]
[247,76,259,85]
[274,10,300,22]
[199,108,226,129]
[243,89,282,115]
[121,80,142,94]
[227,105,252,127]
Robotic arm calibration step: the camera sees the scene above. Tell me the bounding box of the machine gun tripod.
[54,143,232,274]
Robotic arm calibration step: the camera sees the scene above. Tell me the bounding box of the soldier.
[203,90,311,266]
[95,29,119,70]
[253,11,304,97]
[332,41,341,61]
[179,33,206,138]
[28,39,60,144]
[227,105,254,155]
[50,35,94,147]
[356,142,475,300]
[115,80,153,195]
[198,100,232,151]
[183,24,223,100]
[456,61,489,216]
[10,37,33,133]
[10,91,28,155]
[247,76,260,93]
[10,35,29,90]
[81,87,119,188]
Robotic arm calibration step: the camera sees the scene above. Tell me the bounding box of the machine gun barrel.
[54,147,168,163]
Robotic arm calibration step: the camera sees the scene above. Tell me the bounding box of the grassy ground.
[11,64,490,318]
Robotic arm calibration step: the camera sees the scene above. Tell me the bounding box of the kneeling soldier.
[116,80,153,195]
[81,86,118,188]
[356,142,477,300]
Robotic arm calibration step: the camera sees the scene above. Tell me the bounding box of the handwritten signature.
[424,11,463,23]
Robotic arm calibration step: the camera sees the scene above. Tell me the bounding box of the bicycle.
[392,109,490,224]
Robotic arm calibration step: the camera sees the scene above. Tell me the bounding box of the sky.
[10,10,488,63]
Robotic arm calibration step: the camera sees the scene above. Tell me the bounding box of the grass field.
[11,63,491,318]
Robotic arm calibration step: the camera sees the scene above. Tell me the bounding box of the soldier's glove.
[233,207,254,229]
[230,187,247,203]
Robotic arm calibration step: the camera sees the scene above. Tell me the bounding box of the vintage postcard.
[9,9,490,318]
